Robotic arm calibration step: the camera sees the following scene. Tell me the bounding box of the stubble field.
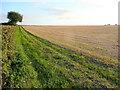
[23,25,118,60]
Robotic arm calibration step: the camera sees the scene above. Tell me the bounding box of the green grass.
[2,26,119,88]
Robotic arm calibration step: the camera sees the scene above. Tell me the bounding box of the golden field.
[23,25,118,60]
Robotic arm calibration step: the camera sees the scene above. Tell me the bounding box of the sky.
[0,0,119,25]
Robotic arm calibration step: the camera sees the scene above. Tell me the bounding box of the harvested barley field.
[23,25,118,60]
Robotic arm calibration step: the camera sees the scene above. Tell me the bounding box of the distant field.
[23,25,118,60]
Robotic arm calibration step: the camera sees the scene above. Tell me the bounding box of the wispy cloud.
[42,8,69,15]
[31,2,47,7]
[52,8,117,25]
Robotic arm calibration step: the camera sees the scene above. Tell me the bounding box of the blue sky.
[0,0,119,25]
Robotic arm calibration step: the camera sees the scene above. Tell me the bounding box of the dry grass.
[23,25,118,60]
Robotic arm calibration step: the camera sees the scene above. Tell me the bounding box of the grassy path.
[2,26,119,88]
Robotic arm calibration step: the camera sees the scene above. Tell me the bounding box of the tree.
[7,11,23,25]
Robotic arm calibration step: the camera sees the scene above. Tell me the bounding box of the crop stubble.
[23,25,118,60]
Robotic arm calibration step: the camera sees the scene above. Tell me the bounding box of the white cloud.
[49,0,118,25]
[76,0,119,7]
[41,8,69,15]
[49,0,119,25]
[31,2,47,7]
